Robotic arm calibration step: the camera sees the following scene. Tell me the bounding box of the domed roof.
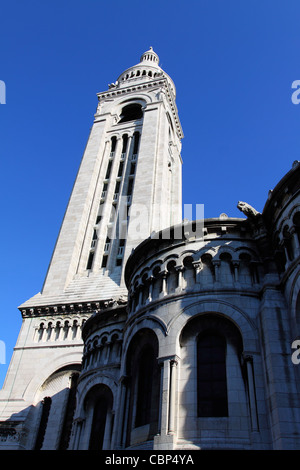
[139,47,160,66]
[116,47,176,96]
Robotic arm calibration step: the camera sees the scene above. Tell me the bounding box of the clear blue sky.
[1,0,300,386]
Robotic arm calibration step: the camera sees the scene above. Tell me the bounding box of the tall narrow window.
[122,134,128,153]
[135,346,154,427]
[127,178,133,196]
[197,332,228,417]
[101,255,108,268]
[104,236,110,253]
[111,136,117,153]
[105,160,113,180]
[34,396,52,450]
[117,161,124,177]
[130,162,136,175]
[101,182,108,199]
[116,239,125,266]
[58,373,79,450]
[96,201,105,225]
[133,131,140,155]
[114,181,120,194]
[86,251,94,270]
[87,386,113,451]
[125,329,160,448]
[91,229,98,247]
[89,397,108,450]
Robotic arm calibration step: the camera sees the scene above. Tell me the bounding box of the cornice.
[20,297,128,319]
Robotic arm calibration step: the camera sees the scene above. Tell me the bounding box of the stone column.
[244,354,258,431]
[233,261,240,282]
[147,276,154,303]
[114,378,127,449]
[175,265,183,292]
[212,260,220,282]
[117,377,130,449]
[193,260,202,284]
[156,362,164,435]
[154,356,179,450]
[160,270,167,297]
[71,418,84,450]
[168,359,178,434]
[102,410,114,450]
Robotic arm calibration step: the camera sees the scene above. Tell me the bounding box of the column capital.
[242,353,253,364]
[212,259,221,266]
[192,260,202,272]
[157,354,180,365]
[175,264,184,272]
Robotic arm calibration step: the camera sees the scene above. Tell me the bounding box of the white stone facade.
[0,49,300,451]
[74,174,300,450]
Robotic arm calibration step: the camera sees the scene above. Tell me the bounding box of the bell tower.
[26,47,184,306]
[0,49,183,445]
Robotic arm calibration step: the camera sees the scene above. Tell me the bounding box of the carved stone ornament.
[237,201,261,219]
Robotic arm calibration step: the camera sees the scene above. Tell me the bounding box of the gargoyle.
[237,201,261,219]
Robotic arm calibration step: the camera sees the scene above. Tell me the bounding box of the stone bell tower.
[0,48,183,449]
[28,46,183,305]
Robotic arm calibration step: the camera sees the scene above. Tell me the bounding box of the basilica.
[0,48,300,450]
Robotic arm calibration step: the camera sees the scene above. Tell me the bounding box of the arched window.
[219,252,234,282]
[182,256,195,289]
[133,131,140,155]
[166,260,177,293]
[180,314,247,425]
[197,332,228,417]
[89,397,109,450]
[110,136,117,153]
[122,133,128,153]
[119,103,143,123]
[125,329,160,447]
[88,385,113,450]
[135,345,154,427]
